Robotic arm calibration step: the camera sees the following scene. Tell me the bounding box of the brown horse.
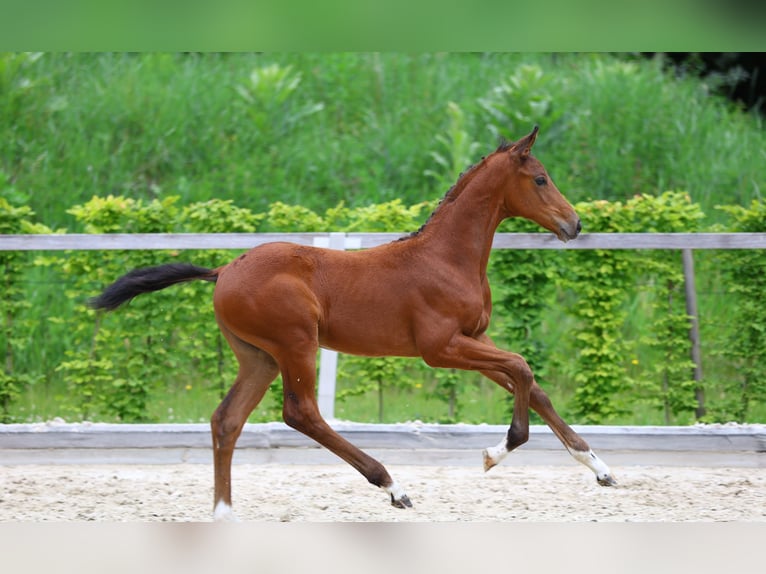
[91,127,616,521]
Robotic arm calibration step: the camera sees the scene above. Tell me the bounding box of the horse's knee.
[211,407,236,435]
[509,354,534,388]
[211,408,241,451]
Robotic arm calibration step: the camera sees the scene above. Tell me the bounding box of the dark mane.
[397,178,468,241]
[399,144,507,241]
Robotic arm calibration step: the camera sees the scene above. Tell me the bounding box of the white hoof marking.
[569,448,613,484]
[213,500,239,522]
[383,481,407,500]
[483,437,509,469]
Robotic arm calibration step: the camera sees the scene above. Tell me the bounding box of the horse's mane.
[399,141,510,241]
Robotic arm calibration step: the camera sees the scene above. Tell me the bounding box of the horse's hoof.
[482,449,497,472]
[391,494,413,509]
[597,474,617,487]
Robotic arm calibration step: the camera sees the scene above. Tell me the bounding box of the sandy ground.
[1,462,764,522]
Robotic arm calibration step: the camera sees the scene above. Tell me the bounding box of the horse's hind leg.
[278,352,412,509]
[210,327,280,521]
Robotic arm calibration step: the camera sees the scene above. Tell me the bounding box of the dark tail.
[89,263,218,311]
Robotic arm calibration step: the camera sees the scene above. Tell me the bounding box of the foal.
[91,127,615,520]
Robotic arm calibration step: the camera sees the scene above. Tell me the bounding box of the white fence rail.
[2,231,766,250]
[3,232,765,418]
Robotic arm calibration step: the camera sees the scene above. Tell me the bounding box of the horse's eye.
[534,176,547,186]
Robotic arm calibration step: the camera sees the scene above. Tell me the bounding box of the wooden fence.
[3,231,766,418]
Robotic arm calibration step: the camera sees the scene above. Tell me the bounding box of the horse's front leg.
[422,332,536,462]
[480,374,616,485]
[530,381,616,486]
[476,337,616,486]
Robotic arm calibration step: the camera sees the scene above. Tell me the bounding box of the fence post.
[682,248,705,419]
[315,232,346,419]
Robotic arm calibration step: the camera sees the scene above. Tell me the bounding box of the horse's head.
[498,126,581,242]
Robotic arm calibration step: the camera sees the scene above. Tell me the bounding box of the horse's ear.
[510,125,539,159]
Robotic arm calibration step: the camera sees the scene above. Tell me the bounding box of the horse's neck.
[416,167,506,274]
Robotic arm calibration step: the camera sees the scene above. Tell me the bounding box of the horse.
[90,126,616,521]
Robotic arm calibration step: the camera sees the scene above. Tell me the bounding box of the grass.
[3,53,763,230]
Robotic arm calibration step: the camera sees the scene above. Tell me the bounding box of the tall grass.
[3,53,763,231]
[544,55,764,210]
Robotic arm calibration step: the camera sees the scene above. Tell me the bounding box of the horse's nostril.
[576,219,582,234]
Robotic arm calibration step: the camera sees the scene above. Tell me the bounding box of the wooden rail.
[2,231,766,250]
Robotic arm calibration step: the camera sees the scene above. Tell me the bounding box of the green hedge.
[2,193,764,425]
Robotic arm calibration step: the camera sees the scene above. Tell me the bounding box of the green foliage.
[0,372,25,422]
[4,53,763,229]
[552,192,707,424]
[264,201,327,232]
[181,199,264,234]
[624,192,705,423]
[0,190,48,421]
[556,200,637,423]
[342,199,432,233]
[51,194,279,422]
[338,356,418,423]
[54,355,111,421]
[424,101,481,192]
[50,195,192,421]
[178,199,262,400]
[234,63,324,143]
[546,55,764,209]
[0,52,43,126]
[478,64,565,142]
[714,200,766,421]
[490,217,560,423]
[429,368,464,423]
[67,194,181,234]
[3,192,766,424]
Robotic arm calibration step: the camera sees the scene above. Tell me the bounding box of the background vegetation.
[1,52,764,425]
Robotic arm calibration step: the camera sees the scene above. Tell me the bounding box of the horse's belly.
[318,312,419,358]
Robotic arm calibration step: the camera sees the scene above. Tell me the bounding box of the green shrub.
[557,199,637,423]
[0,190,48,421]
[714,200,766,421]
[623,192,705,423]
[5,191,765,424]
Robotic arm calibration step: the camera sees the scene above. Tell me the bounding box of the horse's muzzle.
[558,218,582,242]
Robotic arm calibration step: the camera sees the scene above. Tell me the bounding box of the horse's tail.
[89,263,219,311]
